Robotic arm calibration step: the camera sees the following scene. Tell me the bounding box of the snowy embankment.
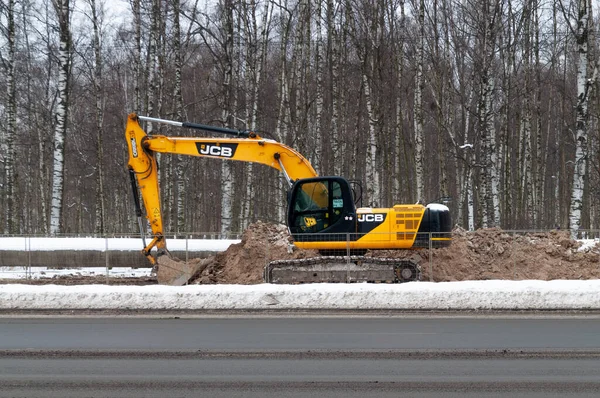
[0,237,240,252]
[2,280,600,311]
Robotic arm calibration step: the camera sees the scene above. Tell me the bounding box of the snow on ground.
[1,280,600,311]
[0,237,240,251]
[0,237,239,279]
[0,266,152,279]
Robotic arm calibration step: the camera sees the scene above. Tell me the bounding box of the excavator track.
[264,256,421,284]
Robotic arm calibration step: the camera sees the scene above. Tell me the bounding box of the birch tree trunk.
[328,0,342,176]
[4,0,17,234]
[499,5,514,228]
[393,0,406,200]
[569,0,593,238]
[486,78,500,224]
[477,0,500,228]
[131,0,142,112]
[314,0,324,174]
[362,71,380,207]
[21,0,42,233]
[463,87,475,229]
[413,0,425,203]
[88,0,106,234]
[240,1,254,228]
[49,0,71,235]
[173,0,186,234]
[290,0,309,158]
[349,0,383,206]
[533,5,544,227]
[146,0,161,128]
[274,0,292,222]
[37,1,54,234]
[220,0,235,236]
[432,0,447,203]
[521,3,535,227]
[241,0,270,227]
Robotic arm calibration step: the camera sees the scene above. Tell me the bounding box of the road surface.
[1,314,599,397]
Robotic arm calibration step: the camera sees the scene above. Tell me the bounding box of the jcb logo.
[130,138,138,158]
[358,214,385,223]
[196,143,238,158]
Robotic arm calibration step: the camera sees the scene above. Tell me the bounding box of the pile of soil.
[190,223,600,284]
[426,227,600,281]
[189,221,318,284]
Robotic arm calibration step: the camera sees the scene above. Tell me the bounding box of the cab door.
[287,177,356,241]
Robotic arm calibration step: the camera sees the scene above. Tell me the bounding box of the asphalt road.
[2,315,600,350]
[1,314,600,397]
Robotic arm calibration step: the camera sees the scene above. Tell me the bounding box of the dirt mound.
[426,227,600,281]
[191,223,600,284]
[189,221,318,284]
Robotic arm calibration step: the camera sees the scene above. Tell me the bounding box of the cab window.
[293,181,328,212]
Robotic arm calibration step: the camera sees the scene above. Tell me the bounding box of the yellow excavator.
[125,113,451,285]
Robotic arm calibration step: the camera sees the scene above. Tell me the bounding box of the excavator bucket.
[156,256,205,286]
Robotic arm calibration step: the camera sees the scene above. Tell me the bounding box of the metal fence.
[0,233,243,280]
[1,229,598,282]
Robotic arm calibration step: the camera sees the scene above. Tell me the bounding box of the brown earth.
[188,221,320,284]
[426,227,600,281]
[2,222,599,285]
[186,222,600,284]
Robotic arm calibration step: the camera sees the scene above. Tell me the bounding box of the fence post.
[346,233,351,262]
[105,237,109,283]
[26,236,31,280]
[429,232,433,282]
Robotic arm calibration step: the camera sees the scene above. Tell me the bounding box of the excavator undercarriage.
[265,256,421,284]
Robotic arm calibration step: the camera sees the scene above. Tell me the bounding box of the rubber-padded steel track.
[264,256,421,284]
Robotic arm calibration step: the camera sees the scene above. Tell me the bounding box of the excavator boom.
[126,113,318,284]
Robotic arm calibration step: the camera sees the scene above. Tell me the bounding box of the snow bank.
[0,237,239,252]
[1,280,600,311]
[0,267,151,279]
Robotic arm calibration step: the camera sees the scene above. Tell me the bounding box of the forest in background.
[0,0,598,236]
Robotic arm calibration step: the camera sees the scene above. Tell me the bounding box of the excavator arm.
[125,113,318,267]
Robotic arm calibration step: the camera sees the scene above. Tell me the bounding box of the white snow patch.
[0,267,151,279]
[578,239,600,252]
[0,237,239,252]
[427,203,449,211]
[1,280,600,310]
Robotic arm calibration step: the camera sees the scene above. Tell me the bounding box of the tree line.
[0,0,598,238]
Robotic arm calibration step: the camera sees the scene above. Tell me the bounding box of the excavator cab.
[287,176,453,252]
[287,177,357,241]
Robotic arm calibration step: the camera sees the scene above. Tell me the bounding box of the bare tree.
[1,0,18,233]
[567,0,597,238]
[49,0,72,235]
[84,0,107,234]
[347,0,383,206]
[413,0,425,203]
[220,0,235,235]
[172,0,186,234]
[130,0,142,111]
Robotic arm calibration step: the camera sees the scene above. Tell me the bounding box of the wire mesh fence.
[1,229,598,282]
[0,233,242,280]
